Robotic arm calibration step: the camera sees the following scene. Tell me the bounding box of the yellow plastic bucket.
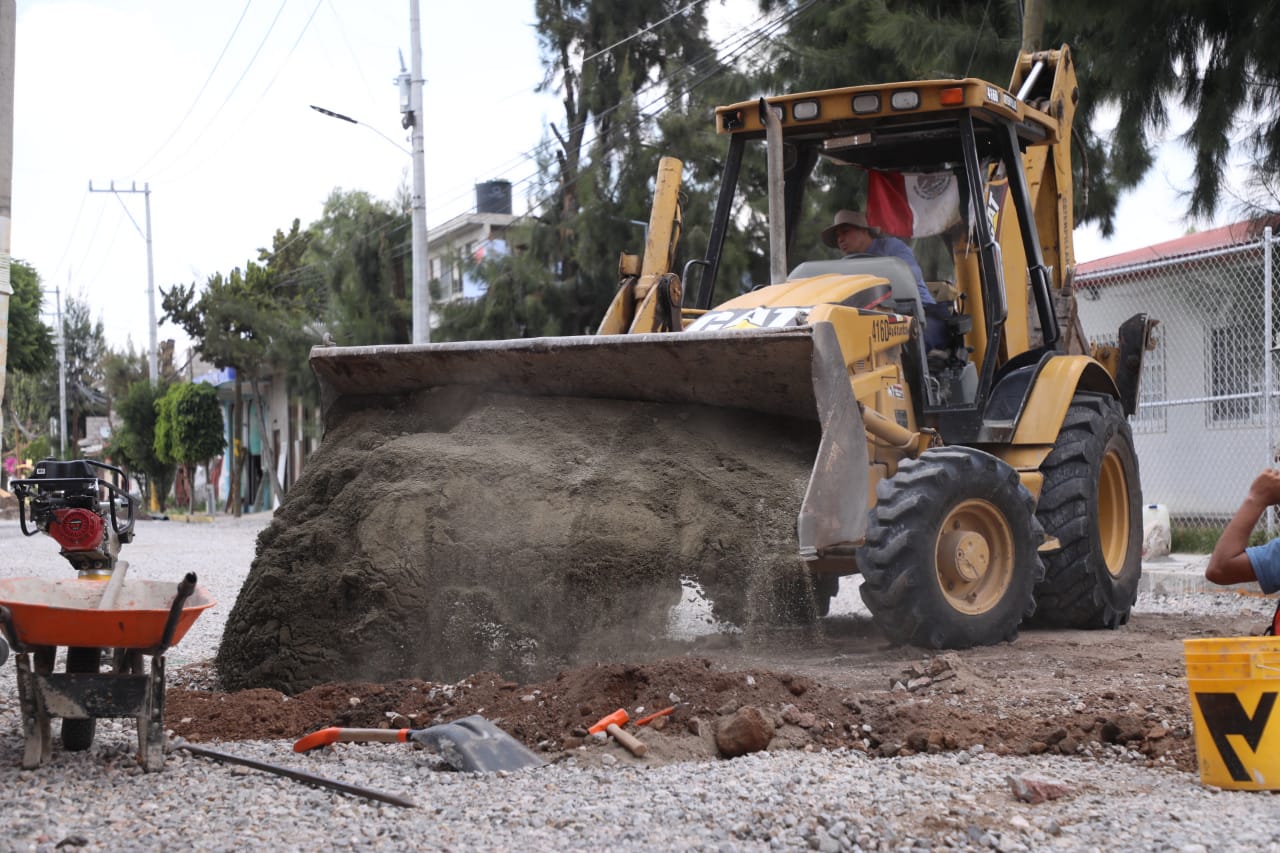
[1184,636,1280,790]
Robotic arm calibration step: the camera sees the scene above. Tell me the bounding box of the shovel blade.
[409,715,545,773]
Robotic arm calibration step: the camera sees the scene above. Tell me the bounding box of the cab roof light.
[939,87,965,106]
[721,109,744,131]
[890,90,920,110]
[852,93,880,114]
[792,99,820,121]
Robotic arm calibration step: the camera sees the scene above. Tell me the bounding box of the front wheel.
[858,447,1044,648]
[61,647,99,751]
[1030,392,1142,628]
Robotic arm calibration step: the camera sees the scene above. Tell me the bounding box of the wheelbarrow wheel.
[61,647,99,751]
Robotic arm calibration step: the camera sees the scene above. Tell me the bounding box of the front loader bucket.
[312,323,867,560]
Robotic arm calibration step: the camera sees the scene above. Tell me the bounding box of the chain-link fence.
[1075,227,1277,536]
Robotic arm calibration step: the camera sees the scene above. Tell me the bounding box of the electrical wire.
[425,0,811,221]
[149,0,290,183]
[130,0,256,178]
[455,0,819,223]
[153,0,327,189]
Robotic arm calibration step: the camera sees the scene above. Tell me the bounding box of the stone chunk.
[715,706,774,758]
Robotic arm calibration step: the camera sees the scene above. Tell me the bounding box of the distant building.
[427,180,518,306]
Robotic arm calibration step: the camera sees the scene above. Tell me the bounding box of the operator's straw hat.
[821,209,880,247]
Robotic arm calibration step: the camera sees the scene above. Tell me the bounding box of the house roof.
[1077,218,1276,277]
[427,211,518,245]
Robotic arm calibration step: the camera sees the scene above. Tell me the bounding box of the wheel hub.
[934,498,1014,615]
[939,530,990,582]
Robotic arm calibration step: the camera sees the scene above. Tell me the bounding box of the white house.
[1075,220,1278,525]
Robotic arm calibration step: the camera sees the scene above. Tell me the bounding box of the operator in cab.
[821,209,947,350]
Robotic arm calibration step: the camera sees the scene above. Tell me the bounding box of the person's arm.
[1206,469,1280,585]
[876,237,933,304]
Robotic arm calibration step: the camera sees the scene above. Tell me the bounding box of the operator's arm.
[1206,469,1280,589]
[875,237,934,305]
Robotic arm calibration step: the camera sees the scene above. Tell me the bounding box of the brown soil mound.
[216,391,821,693]
[168,650,1197,771]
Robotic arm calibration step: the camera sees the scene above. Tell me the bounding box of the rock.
[716,706,773,758]
[1007,774,1074,804]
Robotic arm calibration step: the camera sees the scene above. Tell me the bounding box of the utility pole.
[56,282,66,456]
[406,0,430,343]
[89,181,158,384]
[0,0,17,462]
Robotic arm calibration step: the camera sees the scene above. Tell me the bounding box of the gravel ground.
[2,513,1280,852]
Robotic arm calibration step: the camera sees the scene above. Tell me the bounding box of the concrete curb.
[1138,552,1251,598]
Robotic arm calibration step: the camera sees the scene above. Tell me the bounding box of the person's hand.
[1247,468,1280,507]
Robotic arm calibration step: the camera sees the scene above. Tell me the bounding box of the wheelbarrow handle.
[153,573,197,654]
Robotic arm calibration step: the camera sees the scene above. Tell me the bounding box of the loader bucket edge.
[309,323,868,560]
[797,322,869,559]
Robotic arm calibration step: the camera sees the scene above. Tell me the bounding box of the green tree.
[303,190,409,345]
[108,378,175,512]
[162,224,319,514]
[154,381,225,515]
[529,0,724,332]
[59,296,109,448]
[757,0,1280,230]
[7,259,55,375]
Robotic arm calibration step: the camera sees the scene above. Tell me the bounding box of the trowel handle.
[293,727,410,753]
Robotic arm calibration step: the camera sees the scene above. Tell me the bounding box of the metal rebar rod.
[171,739,416,809]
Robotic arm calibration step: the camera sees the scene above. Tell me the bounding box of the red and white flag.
[866,169,962,238]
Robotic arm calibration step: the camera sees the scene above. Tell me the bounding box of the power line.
[150,0,290,183]
[130,0,256,178]
[426,1,805,221]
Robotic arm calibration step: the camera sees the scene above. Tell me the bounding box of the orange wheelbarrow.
[0,572,214,771]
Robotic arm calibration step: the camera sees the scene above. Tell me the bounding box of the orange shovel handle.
[293,727,410,753]
[634,707,674,727]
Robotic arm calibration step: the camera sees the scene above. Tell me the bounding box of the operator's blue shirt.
[1245,537,1280,594]
[868,235,934,305]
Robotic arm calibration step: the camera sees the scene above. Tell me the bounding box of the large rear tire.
[1031,392,1142,628]
[858,447,1044,648]
[61,647,99,751]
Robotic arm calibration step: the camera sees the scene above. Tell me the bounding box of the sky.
[9,0,1243,358]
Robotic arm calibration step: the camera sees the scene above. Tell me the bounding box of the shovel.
[293,714,546,773]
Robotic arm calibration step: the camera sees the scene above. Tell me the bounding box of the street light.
[310,99,429,344]
[308,105,410,155]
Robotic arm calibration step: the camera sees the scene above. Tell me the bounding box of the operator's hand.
[1247,468,1280,508]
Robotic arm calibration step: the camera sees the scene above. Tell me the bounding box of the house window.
[1134,333,1166,434]
[1208,323,1263,427]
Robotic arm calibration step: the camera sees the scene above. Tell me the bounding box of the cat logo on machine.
[872,316,911,343]
[686,306,808,332]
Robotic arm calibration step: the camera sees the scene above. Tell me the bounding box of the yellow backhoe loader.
[223,45,1156,690]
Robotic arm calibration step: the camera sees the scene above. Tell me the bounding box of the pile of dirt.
[169,643,1199,771]
[216,391,822,693]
